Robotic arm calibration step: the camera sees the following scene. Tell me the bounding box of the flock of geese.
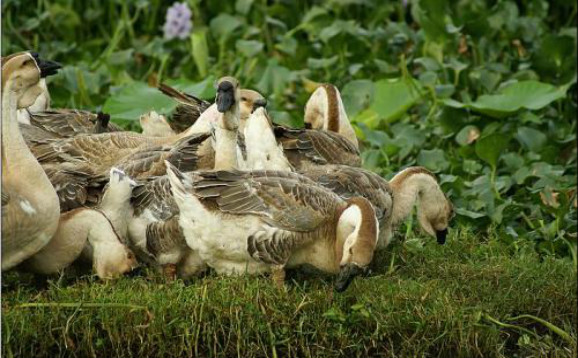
[2,51,453,292]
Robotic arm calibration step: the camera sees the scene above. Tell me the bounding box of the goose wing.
[115,132,211,179]
[183,169,345,265]
[274,125,361,168]
[302,165,393,222]
[43,163,108,211]
[145,215,187,259]
[132,176,176,220]
[29,109,122,137]
[158,83,211,133]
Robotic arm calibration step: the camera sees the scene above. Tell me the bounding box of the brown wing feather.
[191,170,341,232]
[274,125,361,168]
[145,215,187,258]
[302,165,393,222]
[131,176,177,220]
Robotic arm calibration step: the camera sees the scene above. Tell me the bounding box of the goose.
[20,169,138,278]
[388,167,454,244]
[165,163,379,292]
[304,84,359,149]
[127,76,245,278]
[1,52,62,270]
[158,82,267,134]
[0,52,60,125]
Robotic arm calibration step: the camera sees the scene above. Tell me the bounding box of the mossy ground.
[2,228,576,358]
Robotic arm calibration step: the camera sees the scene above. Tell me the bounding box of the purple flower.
[163,2,193,40]
[402,0,408,8]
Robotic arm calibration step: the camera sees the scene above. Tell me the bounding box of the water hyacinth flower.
[163,2,193,40]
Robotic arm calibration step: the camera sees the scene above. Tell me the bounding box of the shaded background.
[2,0,577,258]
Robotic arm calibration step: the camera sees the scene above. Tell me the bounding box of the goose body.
[1,52,61,270]
[21,207,137,278]
[166,165,379,291]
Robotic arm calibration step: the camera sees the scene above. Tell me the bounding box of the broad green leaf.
[191,28,209,77]
[235,0,254,15]
[417,148,450,172]
[235,40,264,57]
[475,132,510,168]
[448,81,571,118]
[307,56,338,69]
[103,82,175,121]
[210,14,243,39]
[256,59,293,96]
[103,77,215,122]
[341,80,374,118]
[516,126,547,152]
[368,78,423,126]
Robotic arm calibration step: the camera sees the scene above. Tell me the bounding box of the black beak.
[252,98,267,112]
[35,55,62,78]
[334,263,366,292]
[436,229,448,245]
[216,81,235,113]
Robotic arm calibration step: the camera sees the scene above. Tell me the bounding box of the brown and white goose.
[127,76,245,278]
[21,169,137,278]
[304,84,359,149]
[165,164,379,291]
[1,52,61,270]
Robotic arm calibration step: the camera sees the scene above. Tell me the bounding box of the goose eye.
[241,97,248,102]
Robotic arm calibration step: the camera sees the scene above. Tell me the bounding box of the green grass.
[2,228,577,358]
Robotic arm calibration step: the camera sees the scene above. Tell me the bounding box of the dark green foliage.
[2,0,576,257]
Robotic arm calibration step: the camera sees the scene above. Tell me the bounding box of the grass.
[2,228,577,358]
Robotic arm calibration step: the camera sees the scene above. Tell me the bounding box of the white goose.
[1,52,61,270]
[166,163,379,291]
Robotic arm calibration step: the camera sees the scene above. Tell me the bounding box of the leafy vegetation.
[2,1,577,356]
[2,230,577,357]
[2,0,576,258]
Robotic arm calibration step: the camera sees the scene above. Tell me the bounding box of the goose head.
[390,167,454,245]
[335,197,379,292]
[243,107,292,171]
[304,84,358,148]
[2,53,43,108]
[239,89,267,120]
[417,190,454,245]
